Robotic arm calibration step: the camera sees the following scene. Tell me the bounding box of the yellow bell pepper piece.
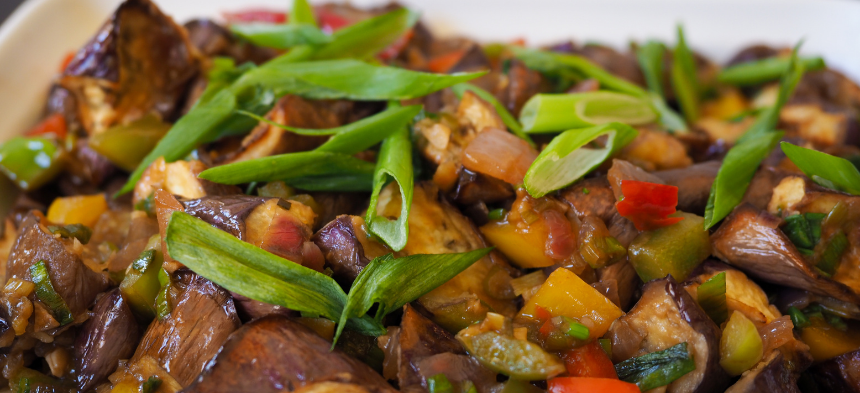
[801,317,860,362]
[480,221,556,268]
[520,268,623,339]
[47,194,108,227]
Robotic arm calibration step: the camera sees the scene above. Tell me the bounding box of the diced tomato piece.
[563,342,618,379]
[548,377,639,393]
[615,180,683,231]
[543,209,576,260]
[25,113,67,139]
[222,9,287,24]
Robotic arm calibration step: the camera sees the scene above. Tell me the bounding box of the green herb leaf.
[230,23,331,49]
[697,271,728,325]
[648,93,688,133]
[365,121,414,251]
[781,142,860,195]
[290,0,317,26]
[787,307,809,328]
[636,40,667,98]
[165,211,384,335]
[519,92,656,133]
[30,260,74,326]
[523,122,638,198]
[615,342,696,391]
[310,7,419,60]
[118,59,479,196]
[509,46,645,97]
[334,248,492,344]
[450,83,535,147]
[671,25,700,123]
[198,151,376,189]
[703,131,784,229]
[718,56,825,86]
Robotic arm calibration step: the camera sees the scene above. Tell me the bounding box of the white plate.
[1,0,859,142]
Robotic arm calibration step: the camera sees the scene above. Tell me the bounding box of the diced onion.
[462,128,537,185]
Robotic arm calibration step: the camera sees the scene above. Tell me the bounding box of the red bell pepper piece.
[222,9,287,24]
[563,342,618,379]
[25,113,67,139]
[548,377,640,393]
[427,48,467,73]
[316,9,352,32]
[59,52,75,73]
[615,180,683,231]
[377,28,414,61]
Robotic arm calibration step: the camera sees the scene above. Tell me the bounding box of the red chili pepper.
[59,52,75,73]
[563,342,618,379]
[25,113,67,139]
[316,9,351,32]
[548,377,640,393]
[534,305,552,321]
[615,180,683,231]
[427,48,467,73]
[539,318,556,336]
[222,9,287,24]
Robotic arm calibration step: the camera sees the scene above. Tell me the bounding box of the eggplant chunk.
[740,166,794,211]
[374,182,518,330]
[313,216,392,285]
[685,261,780,325]
[725,350,802,393]
[181,195,269,240]
[656,161,721,215]
[810,349,860,392]
[184,315,397,393]
[6,213,109,316]
[607,276,728,393]
[380,305,499,392]
[131,270,240,387]
[183,19,277,65]
[61,0,199,133]
[74,289,139,391]
[711,204,860,303]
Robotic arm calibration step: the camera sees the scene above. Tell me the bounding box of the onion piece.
[462,128,537,185]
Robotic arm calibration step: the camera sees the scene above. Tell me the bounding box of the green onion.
[671,25,699,123]
[703,131,784,229]
[519,92,656,133]
[562,317,590,340]
[155,267,171,320]
[803,304,824,320]
[30,260,74,326]
[697,272,728,325]
[427,373,454,393]
[230,23,331,50]
[487,208,506,221]
[509,46,645,97]
[365,108,414,251]
[636,40,667,97]
[141,376,162,393]
[788,306,810,328]
[308,7,419,61]
[615,342,696,391]
[47,224,92,245]
[166,211,383,334]
[290,0,317,26]
[118,60,483,196]
[738,46,805,144]
[450,83,535,147]
[826,313,848,331]
[718,56,826,86]
[334,248,492,343]
[599,338,613,358]
[523,122,638,198]
[806,213,826,244]
[781,142,860,195]
[817,230,848,276]
[783,214,815,250]
[197,151,376,190]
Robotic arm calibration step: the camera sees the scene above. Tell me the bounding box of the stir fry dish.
[2,0,860,391]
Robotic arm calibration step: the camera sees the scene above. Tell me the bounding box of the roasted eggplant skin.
[74,289,140,391]
[608,276,729,393]
[711,204,860,303]
[725,350,801,393]
[184,315,397,393]
[182,195,270,241]
[810,349,860,393]
[131,270,240,387]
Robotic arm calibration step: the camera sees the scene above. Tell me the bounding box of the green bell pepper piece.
[628,212,711,282]
[0,137,63,191]
[119,249,164,320]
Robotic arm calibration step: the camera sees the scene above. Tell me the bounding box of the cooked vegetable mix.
[1,0,859,391]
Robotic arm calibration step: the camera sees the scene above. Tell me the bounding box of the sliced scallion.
[230,23,331,50]
[697,271,728,325]
[718,56,825,86]
[787,306,810,328]
[30,260,74,326]
[615,342,696,391]
[519,92,657,133]
[781,142,860,195]
[671,25,699,123]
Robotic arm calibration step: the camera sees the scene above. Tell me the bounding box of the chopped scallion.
[487,208,506,221]
[615,342,696,391]
[697,271,728,325]
[562,317,590,340]
[788,306,810,328]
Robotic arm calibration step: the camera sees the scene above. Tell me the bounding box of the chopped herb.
[615,342,696,391]
[582,188,590,195]
[718,56,826,86]
[562,317,590,340]
[141,376,162,393]
[697,272,728,325]
[788,306,810,328]
[487,208,506,221]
